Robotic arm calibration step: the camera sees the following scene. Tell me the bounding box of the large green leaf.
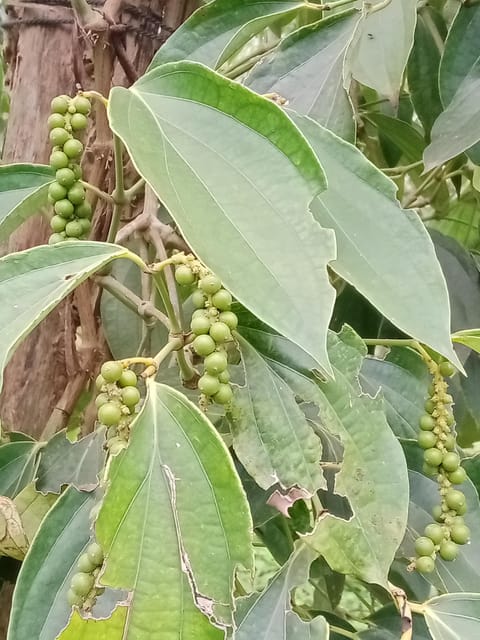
[423,59,480,170]
[0,441,40,498]
[7,488,98,640]
[365,112,425,162]
[424,593,480,639]
[439,2,480,164]
[149,0,312,70]
[235,544,328,640]
[0,164,53,242]
[229,333,325,493]
[0,241,131,393]
[236,314,409,588]
[108,62,336,375]
[291,114,460,370]
[36,429,105,494]
[245,10,359,140]
[301,329,409,588]
[93,382,252,638]
[344,0,417,101]
[407,7,445,138]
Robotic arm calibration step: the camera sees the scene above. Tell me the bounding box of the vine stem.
[380,160,424,176]
[403,166,444,208]
[81,90,109,109]
[143,336,184,378]
[81,180,114,204]
[152,273,196,382]
[367,0,392,13]
[363,338,433,363]
[409,602,426,615]
[363,338,418,348]
[329,626,356,639]
[152,273,181,333]
[125,178,146,201]
[107,134,127,244]
[95,274,170,329]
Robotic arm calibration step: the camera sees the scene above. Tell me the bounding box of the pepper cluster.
[47,95,93,244]
[414,360,470,573]
[175,261,238,406]
[95,361,141,454]
[67,542,104,610]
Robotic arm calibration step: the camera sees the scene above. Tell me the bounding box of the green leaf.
[108,61,336,375]
[359,351,430,439]
[95,382,252,637]
[0,441,40,498]
[423,59,480,170]
[432,231,480,334]
[452,329,480,355]
[291,114,460,370]
[236,315,410,588]
[428,193,480,251]
[365,112,425,162]
[235,544,329,640]
[35,429,105,494]
[0,164,53,242]
[0,241,131,394]
[56,607,128,640]
[229,333,325,493]
[424,593,480,639]
[439,1,480,164]
[149,0,310,70]
[344,0,417,102]
[215,6,320,74]
[407,7,445,138]
[245,10,359,140]
[7,487,98,640]
[13,483,57,544]
[358,604,431,640]
[301,328,409,588]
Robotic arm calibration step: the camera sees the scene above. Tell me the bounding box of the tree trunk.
[0,0,195,437]
[0,0,195,633]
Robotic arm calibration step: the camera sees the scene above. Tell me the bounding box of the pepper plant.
[1,0,480,638]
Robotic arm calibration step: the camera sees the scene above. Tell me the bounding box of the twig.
[95,274,170,329]
[81,180,114,204]
[115,210,189,252]
[107,135,126,243]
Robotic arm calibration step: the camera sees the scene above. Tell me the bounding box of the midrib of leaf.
[128,89,324,334]
[159,393,233,572]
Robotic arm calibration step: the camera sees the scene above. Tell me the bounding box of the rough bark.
[0,0,194,633]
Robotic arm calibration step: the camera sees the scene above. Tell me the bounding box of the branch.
[70,0,106,30]
[114,208,189,253]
